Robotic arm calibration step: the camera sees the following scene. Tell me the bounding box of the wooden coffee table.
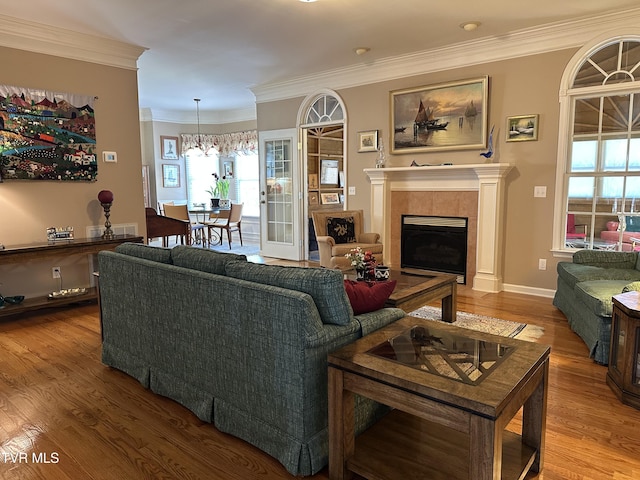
[384,271,458,321]
[328,316,550,480]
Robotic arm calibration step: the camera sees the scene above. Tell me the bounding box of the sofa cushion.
[344,280,397,315]
[574,280,632,317]
[225,262,353,325]
[327,216,356,244]
[115,243,173,264]
[171,245,247,275]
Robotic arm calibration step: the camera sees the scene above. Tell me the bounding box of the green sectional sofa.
[553,249,640,364]
[97,243,406,476]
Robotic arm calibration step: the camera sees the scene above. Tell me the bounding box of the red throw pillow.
[344,279,397,315]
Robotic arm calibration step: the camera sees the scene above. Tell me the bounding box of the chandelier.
[194,98,205,153]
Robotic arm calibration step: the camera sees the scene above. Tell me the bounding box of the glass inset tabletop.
[367,325,515,385]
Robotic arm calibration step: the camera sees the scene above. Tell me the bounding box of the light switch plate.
[102,151,117,163]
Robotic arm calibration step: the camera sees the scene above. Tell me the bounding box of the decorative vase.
[219,198,231,209]
[355,267,366,281]
[211,198,220,208]
[375,265,390,281]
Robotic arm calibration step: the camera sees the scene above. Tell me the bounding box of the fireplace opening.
[401,215,468,284]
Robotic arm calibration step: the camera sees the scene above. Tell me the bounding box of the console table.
[0,234,143,318]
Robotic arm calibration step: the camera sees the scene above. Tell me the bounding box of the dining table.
[189,205,231,246]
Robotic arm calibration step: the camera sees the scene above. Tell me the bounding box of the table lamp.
[98,190,114,239]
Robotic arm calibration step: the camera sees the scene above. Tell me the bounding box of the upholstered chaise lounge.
[553,249,640,364]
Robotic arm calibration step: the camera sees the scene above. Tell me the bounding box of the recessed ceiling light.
[460,21,481,31]
[299,0,317,2]
[354,47,370,56]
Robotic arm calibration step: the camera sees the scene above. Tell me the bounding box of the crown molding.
[140,106,257,125]
[252,7,640,104]
[0,14,147,70]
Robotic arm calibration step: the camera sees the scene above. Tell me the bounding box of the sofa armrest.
[573,249,638,268]
[358,232,380,244]
[316,235,335,247]
[355,308,406,336]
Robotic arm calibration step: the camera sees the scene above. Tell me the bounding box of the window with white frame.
[185,150,219,208]
[232,152,260,217]
[558,38,640,251]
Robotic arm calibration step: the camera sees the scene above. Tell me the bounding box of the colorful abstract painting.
[0,84,97,181]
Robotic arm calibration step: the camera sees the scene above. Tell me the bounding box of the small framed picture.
[358,130,378,152]
[320,192,341,205]
[308,173,318,189]
[308,192,319,205]
[506,114,539,142]
[161,136,179,159]
[162,164,180,188]
[320,159,339,185]
[223,161,233,177]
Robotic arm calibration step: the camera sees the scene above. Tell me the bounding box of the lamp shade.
[98,190,114,204]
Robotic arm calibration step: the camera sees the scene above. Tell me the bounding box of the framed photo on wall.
[506,114,539,142]
[390,76,489,154]
[162,164,180,188]
[223,161,233,177]
[357,130,378,152]
[161,136,179,160]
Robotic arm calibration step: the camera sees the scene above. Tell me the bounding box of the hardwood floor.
[1,266,639,479]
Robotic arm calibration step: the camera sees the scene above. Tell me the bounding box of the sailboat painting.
[391,76,489,154]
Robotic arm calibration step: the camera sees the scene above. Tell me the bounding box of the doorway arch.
[298,90,347,261]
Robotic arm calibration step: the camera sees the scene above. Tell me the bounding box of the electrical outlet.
[538,259,547,271]
[52,267,61,279]
[348,186,356,195]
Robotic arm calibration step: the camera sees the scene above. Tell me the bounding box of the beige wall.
[0,45,144,297]
[257,48,577,292]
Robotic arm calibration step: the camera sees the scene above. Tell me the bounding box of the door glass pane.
[265,139,293,244]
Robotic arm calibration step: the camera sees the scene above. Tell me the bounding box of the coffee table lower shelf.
[348,410,537,480]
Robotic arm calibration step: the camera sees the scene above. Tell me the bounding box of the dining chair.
[163,203,207,246]
[208,203,243,249]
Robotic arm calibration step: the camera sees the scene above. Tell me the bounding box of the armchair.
[311,209,383,270]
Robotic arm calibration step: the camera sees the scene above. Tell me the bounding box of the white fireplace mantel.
[364,163,513,292]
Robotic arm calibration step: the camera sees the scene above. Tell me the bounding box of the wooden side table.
[607,291,640,409]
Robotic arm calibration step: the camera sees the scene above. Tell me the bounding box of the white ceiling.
[2,1,640,118]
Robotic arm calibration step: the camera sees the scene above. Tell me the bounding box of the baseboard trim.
[502,283,556,299]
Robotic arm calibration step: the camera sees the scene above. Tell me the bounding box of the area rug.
[409,305,544,341]
[206,243,261,257]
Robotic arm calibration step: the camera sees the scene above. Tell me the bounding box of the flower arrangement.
[206,172,230,199]
[345,246,376,279]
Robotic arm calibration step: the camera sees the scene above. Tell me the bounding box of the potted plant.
[206,172,231,208]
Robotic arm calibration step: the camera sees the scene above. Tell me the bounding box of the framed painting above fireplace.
[390,76,489,155]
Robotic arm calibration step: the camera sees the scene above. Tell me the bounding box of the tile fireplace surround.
[365,163,513,293]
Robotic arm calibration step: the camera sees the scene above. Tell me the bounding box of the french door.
[259,128,303,260]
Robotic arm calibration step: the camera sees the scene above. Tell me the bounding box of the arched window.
[555,37,640,252]
[303,93,344,125]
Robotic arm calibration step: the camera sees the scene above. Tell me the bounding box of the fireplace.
[365,163,512,292]
[401,215,468,283]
